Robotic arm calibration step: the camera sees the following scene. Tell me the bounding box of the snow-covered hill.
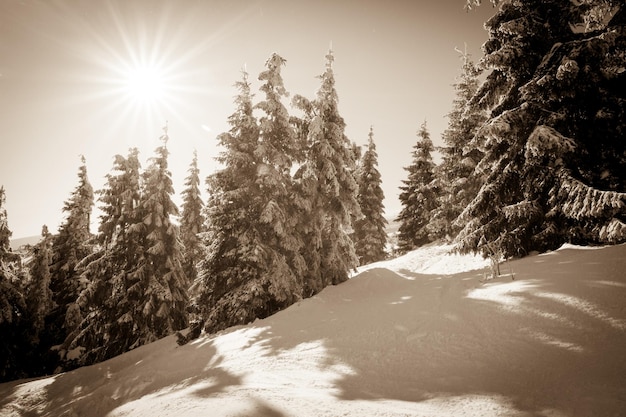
[2,244,625,417]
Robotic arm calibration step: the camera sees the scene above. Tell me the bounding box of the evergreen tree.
[292,50,360,294]
[47,157,94,353]
[0,187,30,381]
[138,129,188,334]
[191,59,305,337]
[431,49,486,240]
[456,0,626,257]
[353,127,388,265]
[193,71,263,336]
[27,226,54,341]
[65,133,188,366]
[249,53,305,310]
[396,122,439,253]
[179,150,205,289]
[26,225,57,376]
[192,71,264,337]
[0,187,11,253]
[62,148,143,366]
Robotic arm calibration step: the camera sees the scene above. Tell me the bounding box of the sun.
[123,65,167,105]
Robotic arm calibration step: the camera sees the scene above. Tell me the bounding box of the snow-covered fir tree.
[179,150,205,289]
[431,49,486,241]
[246,53,305,309]
[191,71,264,339]
[0,187,30,381]
[25,225,55,373]
[97,149,142,248]
[62,148,143,366]
[65,133,188,366]
[456,0,626,258]
[47,156,94,354]
[292,50,360,294]
[396,122,439,253]
[137,128,188,334]
[353,127,388,265]
[27,226,54,344]
[191,58,305,338]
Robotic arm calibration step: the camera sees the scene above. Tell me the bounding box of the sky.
[0,0,497,239]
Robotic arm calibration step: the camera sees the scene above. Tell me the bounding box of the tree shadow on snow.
[242,244,626,416]
[0,333,244,416]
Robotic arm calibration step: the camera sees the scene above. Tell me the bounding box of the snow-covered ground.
[2,243,626,417]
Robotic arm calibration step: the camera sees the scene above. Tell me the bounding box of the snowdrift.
[2,244,626,417]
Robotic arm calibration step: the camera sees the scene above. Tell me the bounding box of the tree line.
[0,50,388,381]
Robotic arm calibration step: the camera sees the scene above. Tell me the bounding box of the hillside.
[8,235,39,251]
[1,243,625,417]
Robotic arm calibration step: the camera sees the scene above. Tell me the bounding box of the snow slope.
[2,243,626,417]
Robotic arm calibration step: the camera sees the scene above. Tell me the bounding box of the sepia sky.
[0,0,497,239]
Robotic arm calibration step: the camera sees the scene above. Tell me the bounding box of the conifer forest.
[1,0,625,383]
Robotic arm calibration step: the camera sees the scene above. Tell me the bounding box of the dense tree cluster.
[397,0,625,259]
[1,50,386,380]
[187,51,364,339]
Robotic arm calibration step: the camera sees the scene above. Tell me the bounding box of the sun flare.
[123,65,167,105]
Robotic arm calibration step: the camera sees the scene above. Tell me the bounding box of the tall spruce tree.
[431,50,486,241]
[396,122,439,253]
[62,148,143,366]
[0,187,30,381]
[456,0,626,257]
[47,156,94,352]
[65,132,188,366]
[353,127,388,265]
[192,57,305,338]
[24,225,55,375]
[249,53,305,310]
[292,50,360,294]
[27,225,54,345]
[137,129,188,334]
[179,150,205,289]
[192,71,265,338]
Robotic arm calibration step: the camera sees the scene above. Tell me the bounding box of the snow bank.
[356,243,490,276]
[2,243,625,417]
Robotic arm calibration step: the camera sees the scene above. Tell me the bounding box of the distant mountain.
[9,235,40,251]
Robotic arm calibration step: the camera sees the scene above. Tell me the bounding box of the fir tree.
[62,148,143,366]
[192,71,264,337]
[396,122,439,253]
[0,187,30,381]
[138,128,188,334]
[179,150,205,289]
[249,53,305,309]
[192,61,304,338]
[457,0,626,257]
[47,157,94,353]
[292,50,360,294]
[353,127,388,265]
[65,133,188,366]
[23,225,56,376]
[0,187,11,253]
[431,49,486,240]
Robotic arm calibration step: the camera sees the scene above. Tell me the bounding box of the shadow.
[0,333,244,416]
[233,398,289,417]
[237,244,626,416]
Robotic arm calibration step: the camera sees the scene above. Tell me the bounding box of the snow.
[2,243,626,416]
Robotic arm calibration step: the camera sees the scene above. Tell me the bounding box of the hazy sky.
[0,0,497,238]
